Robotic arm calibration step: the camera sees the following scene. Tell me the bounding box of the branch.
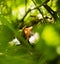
[21,0,50,21]
[32,0,44,17]
[43,4,58,20]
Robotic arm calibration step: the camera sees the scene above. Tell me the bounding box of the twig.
[32,0,43,16]
[43,4,58,20]
[21,0,49,21]
[32,0,45,23]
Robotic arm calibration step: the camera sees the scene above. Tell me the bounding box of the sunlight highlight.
[56,46,60,55]
[29,32,39,44]
[42,26,59,46]
[12,6,25,19]
[18,7,25,19]
[12,8,17,17]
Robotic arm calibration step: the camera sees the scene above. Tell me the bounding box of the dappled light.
[42,25,59,46]
[0,0,60,64]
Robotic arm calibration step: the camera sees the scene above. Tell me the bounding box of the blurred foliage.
[0,0,60,64]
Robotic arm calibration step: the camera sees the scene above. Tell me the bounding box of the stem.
[32,0,44,16]
[32,0,45,23]
[25,0,27,13]
[43,4,58,20]
[21,0,49,21]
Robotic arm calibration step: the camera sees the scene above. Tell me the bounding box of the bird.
[24,26,33,40]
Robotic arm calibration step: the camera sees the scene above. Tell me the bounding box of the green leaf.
[34,0,42,5]
[12,0,29,7]
[15,0,25,6]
